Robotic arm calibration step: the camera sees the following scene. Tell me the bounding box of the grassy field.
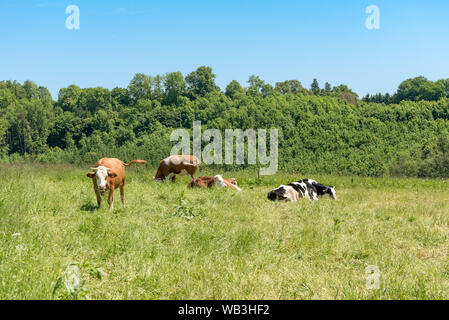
[0,163,448,300]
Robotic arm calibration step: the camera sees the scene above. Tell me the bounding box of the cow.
[188,176,215,189]
[87,158,146,210]
[267,179,336,202]
[188,175,242,191]
[299,179,337,200]
[214,175,242,191]
[154,155,199,182]
[267,185,301,202]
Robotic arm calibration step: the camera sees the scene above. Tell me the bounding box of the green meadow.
[0,164,448,300]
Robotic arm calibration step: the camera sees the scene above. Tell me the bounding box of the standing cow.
[87,158,146,210]
[154,155,199,182]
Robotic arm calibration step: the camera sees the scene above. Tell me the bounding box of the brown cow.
[154,155,199,182]
[188,175,242,191]
[188,176,215,189]
[87,158,146,210]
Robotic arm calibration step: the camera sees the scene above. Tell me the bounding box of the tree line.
[1,66,449,178]
[362,76,449,104]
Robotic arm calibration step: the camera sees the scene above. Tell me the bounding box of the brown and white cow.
[87,158,146,210]
[214,175,242,191]
[154,155,199,182]
[188,175,242,191]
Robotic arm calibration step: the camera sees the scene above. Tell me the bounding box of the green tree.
[395,76,445,102]
[247,75,269,96]
[47,112,83,149]
[5,81,26,99]
[23,81,39,100]
[77,87,112,116]
[6,99,53,154]
[185,66,219,98]
[58,85,82,112]
[310,78,320,94]
[0,88,15,109]
[164,72,186,105]
[128,73,152,101]
[275,80,306,95]
[111,87,131,107]
[225,80,245,99]
[436,79,449,98]
[38,86,53,102]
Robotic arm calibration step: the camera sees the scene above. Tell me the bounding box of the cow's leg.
[165,173,172,183]
[92,179,101,208]
[108,188,115,210]
[120,184,125,207]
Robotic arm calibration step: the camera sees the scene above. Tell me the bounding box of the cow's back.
[165,155,198,166]
[157,155,199,177]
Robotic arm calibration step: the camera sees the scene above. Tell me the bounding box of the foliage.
[1,70,449,178]
[363,76,449,104]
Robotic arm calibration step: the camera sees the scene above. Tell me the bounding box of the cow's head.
[153,167,164,182]
[267,186,287,201]
[214,175,225,187]
[87,166,117,196]
[326,186,337,200]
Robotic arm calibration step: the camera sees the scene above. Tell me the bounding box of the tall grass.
[0,164,448,299]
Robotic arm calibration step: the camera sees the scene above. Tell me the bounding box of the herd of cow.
[86,155,337,210]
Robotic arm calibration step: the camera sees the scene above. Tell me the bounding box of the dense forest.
[1,66,449,177]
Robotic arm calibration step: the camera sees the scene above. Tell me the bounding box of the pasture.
[0,164,448,300]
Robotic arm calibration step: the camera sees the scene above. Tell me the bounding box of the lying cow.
[267,185,301,202]
[188,176,215,189]
[267,179,336,202]
[154,155,199,182]
[214,175,242,191]
[300,179,337,200]
[87,158,146,210]
[188,175,242,191]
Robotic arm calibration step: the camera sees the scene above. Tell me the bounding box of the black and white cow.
[267,179,337,202]
[267,185,301,202]
[299,179,337,200]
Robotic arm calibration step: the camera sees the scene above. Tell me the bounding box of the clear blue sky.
[1,0,448,99]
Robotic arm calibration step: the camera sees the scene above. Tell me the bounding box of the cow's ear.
[108,170,117,178]
[87,172,95,178]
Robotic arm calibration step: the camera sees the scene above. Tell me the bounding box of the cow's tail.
[124,160,147,167]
